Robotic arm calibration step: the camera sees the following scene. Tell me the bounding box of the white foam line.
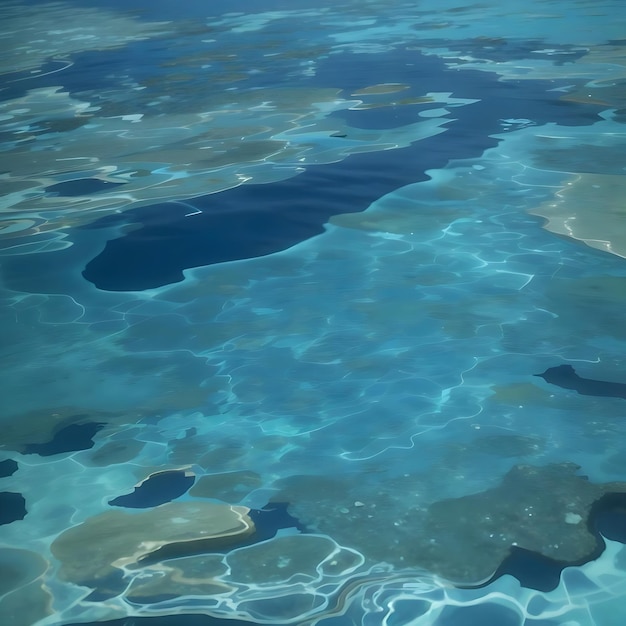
[494,269,535,290]
[8,59,74,83]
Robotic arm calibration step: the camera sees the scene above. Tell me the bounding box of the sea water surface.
[1,1,626,625]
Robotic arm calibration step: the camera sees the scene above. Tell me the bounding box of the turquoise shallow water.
[1,1,626,625]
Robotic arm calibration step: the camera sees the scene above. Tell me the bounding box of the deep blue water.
[8,47,601,292]
[109,470,195,508]
[2,1,626,625]
[22,422,104,456]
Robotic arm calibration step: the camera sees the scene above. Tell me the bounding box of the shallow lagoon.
[1,1,626,625]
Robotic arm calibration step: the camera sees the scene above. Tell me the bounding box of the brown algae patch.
[51,501,255,585]
[530,173,626,259]
[349,96,434,110]
[351,83,410,96]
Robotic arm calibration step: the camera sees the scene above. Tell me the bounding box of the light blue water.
[1,1,626,625]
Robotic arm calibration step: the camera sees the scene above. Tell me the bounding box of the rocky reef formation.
[274,462,626,585]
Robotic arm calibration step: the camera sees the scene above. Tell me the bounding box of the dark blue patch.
[488,546,565,592]
[0,492,27,525]
[535,365,626,399]
[0,459,18,478]
[81,155,410,291]
[1,44,604,294]
[470,490,626,592]
[46,179,126,197]
[78,48,603,291]
[22,422,105,456]
[590,492,626,544]
[249,501,308,542]
[109,470,195,508]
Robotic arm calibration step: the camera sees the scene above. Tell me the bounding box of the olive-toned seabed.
[1,1,626,625]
